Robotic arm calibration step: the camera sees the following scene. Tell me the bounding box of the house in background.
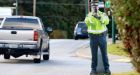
[0,7,14,25]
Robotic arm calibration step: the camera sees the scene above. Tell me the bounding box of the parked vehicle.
[74,22,88,40]
[0,16,51,63]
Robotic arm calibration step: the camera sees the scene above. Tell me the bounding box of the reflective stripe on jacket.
[84,11,109,34]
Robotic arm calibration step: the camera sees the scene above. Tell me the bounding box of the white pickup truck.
[0,16,51,63]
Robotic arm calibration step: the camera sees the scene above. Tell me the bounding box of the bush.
[51,29,67,39]
[110,0,140,73]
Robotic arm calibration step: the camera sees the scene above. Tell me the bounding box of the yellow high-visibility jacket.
[84,11,109,34]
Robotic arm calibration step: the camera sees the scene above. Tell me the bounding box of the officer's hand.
[94,15,101,20]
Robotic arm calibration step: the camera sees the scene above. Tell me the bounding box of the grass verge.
[107,41,139,75]
[97,71,138,75]
[107,42,128,57]
[112,71,139,75]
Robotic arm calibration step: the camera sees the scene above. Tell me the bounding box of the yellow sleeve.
[84,17,90,27]
[101,13,109,25]
[84,12,92,27]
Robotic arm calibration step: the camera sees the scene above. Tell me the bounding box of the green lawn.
[97,71,138,75]
[112,71,139,75]
[107,42,139,75]
[107,42,128,57]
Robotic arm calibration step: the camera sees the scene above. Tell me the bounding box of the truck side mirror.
[45,27,53,34]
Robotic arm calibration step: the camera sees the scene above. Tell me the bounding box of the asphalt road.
[0,39,91,75]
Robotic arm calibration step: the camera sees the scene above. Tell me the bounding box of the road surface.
[0,39,91,75]
[0,39,133,75]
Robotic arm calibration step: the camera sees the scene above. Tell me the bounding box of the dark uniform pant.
[89,31,110,71]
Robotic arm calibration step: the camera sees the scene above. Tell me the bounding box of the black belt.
[89,31,107,36]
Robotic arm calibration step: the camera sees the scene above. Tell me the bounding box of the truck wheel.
[34,58,40,63]
[34,53,41,63]
[4,53,10,59]
[34,42,42,63]
[43,54,49,60]
[34,52,41,63]
[43,44,50,60]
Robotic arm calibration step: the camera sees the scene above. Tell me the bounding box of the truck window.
[2,18,40,29]
[0,18,3,25]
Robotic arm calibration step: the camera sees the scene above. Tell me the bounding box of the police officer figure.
[84,0,111,75]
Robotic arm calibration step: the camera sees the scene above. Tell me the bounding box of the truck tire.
[43,44,50,60]
[34,58,40,63]
[43,54,49,60]
[34,42,42,63]
[4,52,10,59]
[34,52,41,63]
[34,51,41,63]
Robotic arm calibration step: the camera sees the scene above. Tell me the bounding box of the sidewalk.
[74,39,133,73]
[75,44,131,63]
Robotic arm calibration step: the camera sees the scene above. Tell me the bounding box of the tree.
[0,0,13,6]
[0,0,86,38]
[111,0,140,73]
[18,0,86,38]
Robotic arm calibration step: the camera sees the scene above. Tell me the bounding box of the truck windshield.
[2,18,40,29]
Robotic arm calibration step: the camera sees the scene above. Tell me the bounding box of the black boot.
[90,70,97,75]
[104,69,111,75]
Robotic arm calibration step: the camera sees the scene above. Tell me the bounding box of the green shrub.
[110,0,140,73]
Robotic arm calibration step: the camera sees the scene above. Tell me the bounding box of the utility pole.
[85,0,88,16]
[33,0,36,16]
[16,0,18,15]
[112,16,116,44]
